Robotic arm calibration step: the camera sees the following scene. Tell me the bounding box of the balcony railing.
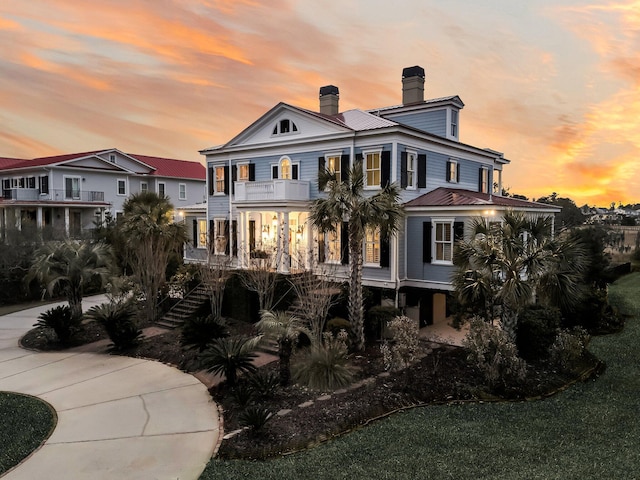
[2,188,105,202]
[234,180,310,202]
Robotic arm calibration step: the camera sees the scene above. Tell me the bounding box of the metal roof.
[404,187,557,210]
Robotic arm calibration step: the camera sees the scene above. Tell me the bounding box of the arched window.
[280,157,291,179]
[272,119,299,136]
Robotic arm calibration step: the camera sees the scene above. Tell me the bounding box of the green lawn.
[201,273,640,479]
[0,392,55,475]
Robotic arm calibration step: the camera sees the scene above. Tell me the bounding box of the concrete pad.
[141,383,219,436]
[0,351,78,379]
[42,359,199,410]
[49,396,147,443]
[3,431,215,480]
[0,328,27,341]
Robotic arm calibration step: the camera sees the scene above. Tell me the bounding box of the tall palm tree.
[453,211,588,342]
[310,160,404,351]
[118,192,187,322]
[27,240,112,320]
[256,310,312,386]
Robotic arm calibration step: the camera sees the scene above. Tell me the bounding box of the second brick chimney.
[319,85,339,115]
[402,66,425,105]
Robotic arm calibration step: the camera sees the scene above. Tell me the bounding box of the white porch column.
[15,208,21,230]
[36,207,43,229]
[239,211,247,268]
[306,215,313,270]
[64,207,70,237]
[282,211,290,273]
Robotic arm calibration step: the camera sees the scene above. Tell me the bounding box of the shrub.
[181,315,229,352]
[516,306,561,363]
[562,287,624,334]
[238,406,274,432]
[292,330,354,391]
[229,383,255,407]
[381,315,420,371]
[463,319,527,388]
[365,305,401,340]
[325,317,351,336]
[247,370,280,399]
[85,301,141,350]
[549,327,590,372]
[199,336,260,387]
[34,305,81,345]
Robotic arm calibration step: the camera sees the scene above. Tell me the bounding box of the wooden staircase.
[156,284,209,329]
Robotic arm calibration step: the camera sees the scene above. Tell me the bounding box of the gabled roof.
[298,108,398,131]
[369,95,465,115]
[0,149,205,180]
[404,187,559,211]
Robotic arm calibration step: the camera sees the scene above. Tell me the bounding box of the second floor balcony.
[234,180,310,203]
[2,188,105,203]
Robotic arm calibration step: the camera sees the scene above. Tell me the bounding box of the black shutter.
[232,220,238,257]
[223,166,229,194]
[318,234,325,263]
[341,154,350,183]
[231,165,237,194]
[417,154,426,188]
[224,220,230,255]
[192,220,197,248]
[248,163,255,181]
[380,234,390,268]
[478,168,483,192]
[318,157,327,190]
[341,222,349,265]
[292,164,299,180]
[454,221,464,243]
[381,151,391,188]
[457,163,461,183]
[446,161,452,182]
[423,222,432,263]
[272,165,278,179]
[400,152,408,188]
[249,220,256,253]
[209,220,215,253]
[208,167,215,195]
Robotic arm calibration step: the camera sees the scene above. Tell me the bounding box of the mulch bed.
[20,318,604,461]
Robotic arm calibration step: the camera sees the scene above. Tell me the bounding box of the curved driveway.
[0,295,220,479]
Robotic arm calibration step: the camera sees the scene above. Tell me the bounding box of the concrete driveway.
[0,295,220,480]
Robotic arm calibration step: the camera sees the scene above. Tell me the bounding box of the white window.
[281,158,291,179]
[26,177,36,189]
[272,118,299,136]
[480,168,489,194]
[326,224,341,263]
[158,182,166,198]
[364,227,380,265]
[407,151,416,189]
[326,154,341,183]
[451,110,458,137]
[140,181,148,193]
[215,218,227,254]
[215,166,225,194]
[179,183,186,200]
[197,219,208,248]
[109,154,116,163]
[238,164,250,182]
[447,159,458,183]
[493,170,502,195]
[64,176,81,199]
[117,179,127,196]
[433,219,454,264]
[364,150,381,188]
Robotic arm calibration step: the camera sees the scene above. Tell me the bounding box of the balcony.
[234,180,310,202]
[2,188,105,203]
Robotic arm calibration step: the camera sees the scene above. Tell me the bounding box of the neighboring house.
[0,148,206,239]
[197,65,559,325]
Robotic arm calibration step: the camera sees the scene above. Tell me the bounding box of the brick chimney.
[319,85,339,115]
[402,66,425,105]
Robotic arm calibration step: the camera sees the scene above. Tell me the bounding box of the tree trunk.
[348,227,365,351]
[279,338,292,386]
[501,304,519,343]
[68,286,83,321]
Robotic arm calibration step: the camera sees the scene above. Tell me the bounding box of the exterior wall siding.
[386,110,447,137]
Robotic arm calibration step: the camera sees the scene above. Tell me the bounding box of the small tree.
[381,316,420,371]
[238,250,279,312]
[256,310,311,386]
[199,336,261,387]
[198,253,233,321]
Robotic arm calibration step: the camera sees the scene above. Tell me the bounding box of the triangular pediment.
[64,150,155,174]
[224,103,353,148]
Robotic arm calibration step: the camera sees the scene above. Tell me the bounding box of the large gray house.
[0,148,206,239]
[194,66,558,325]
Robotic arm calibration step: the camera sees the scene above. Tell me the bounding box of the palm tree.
[453,211,588,342]
[310,160,404,351]
[118,192,187,322]
[199,336,261,387]
[27,240,112,320]
[256,310,312,386]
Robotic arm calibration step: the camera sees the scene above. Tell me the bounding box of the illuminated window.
[447,160,458,183]
[280,158,291,179]
[197,219,208,248]
[239,164,250,181]
[215,166,225,193]
[433,220,453,263]
[326,154,341,183]
[364,150,381,188]
[326,224,341,263]
[480,168,489,193]
[364,227,380,264]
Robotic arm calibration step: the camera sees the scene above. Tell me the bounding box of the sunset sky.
[1,0,638,206]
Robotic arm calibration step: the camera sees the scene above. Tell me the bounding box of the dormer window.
[109,154,116,163]
[272,118,299,136]
[451,110,458,137]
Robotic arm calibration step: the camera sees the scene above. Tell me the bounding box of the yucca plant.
[34,305,81,345]
[199,336,261,387]
[181,314,229,352]
[85,300,141,350]
[292,332,354,390]
[238,405,274,432]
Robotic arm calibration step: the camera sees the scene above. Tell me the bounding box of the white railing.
[234,180,310,202]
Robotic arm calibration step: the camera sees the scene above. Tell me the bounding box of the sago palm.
[199,336,261,387]
[310,160,404,351]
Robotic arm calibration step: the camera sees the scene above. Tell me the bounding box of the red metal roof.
[0,157,25,169]
[129,154,205,180]
[404,187,557,209]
